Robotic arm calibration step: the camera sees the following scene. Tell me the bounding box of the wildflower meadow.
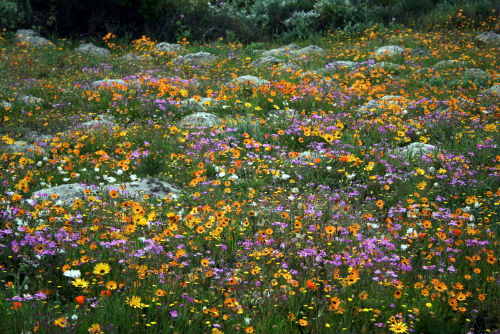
[1,13,500,334]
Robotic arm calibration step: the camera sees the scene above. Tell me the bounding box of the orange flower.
[75,295,85,305]
[325,225,336,234]
[10,301,23,310]
[329,296,341,309]
[306,280,317,290]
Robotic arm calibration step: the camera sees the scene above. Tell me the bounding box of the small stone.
[32,183,88,202]
[375,45,406,57]
[103,178,180,199]
[280,62,301,72]
[262,44,300,57]
[181,98,219,112]
[77,114,117,129]
[370,62,402,71]
[5,141,40,154]
[266,109,299,121]
[174,52,216,65]
[156,42,183,53]
[75,43,111,57]
[475,31,500,46]
[231,75,270,86]
[409,48,430,56]
[15,29,52,46]
[15,29,37,40]
[464,68,489,82]
[292,45,325,56]
[92,79,128,87]
[181,112,220,127]
[18,95,43,104]
[359,95,407,114]
[483,84,500,96]
[394,142,436,159]
[325,61,357,71]
[295,151,326,164]
[251,56,282,67]
[434,59,468,69]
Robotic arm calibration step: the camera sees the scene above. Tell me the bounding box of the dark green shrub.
[0,0,31,30]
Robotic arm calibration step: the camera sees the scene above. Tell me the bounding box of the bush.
[0,0,31,30]
[4,0,499,42]
[315,0,370,31]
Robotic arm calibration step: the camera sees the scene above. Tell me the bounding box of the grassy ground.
[0,17,499,334]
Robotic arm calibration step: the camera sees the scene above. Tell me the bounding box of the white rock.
[156,42,183,53]
[32,183,88,201]
[434,59,468,69]
[251,56,282,67]
[174,52,216,65]
[15,29,53,46]
[92,79,127,87]
[475,31,500,46]
[231,75,270,86]
[484,84,500,96]
[370,62,402,71]
[181,112,220,127]
[75,43,111,57]
[359,95,407,114]
[262,44,300,57]
[291,45,325,56]
[18,95,43,104]
[103,178,180,198]
[325,60,357,71]
[15,29,37,39]
[394,142,436,159]
[33,178,180,203]
[77,114,117,129]
[280,62,301,71]
[375,45,406,57]
[296,151,325,163]
[464,68,489,82]
[181,97,219,112]
[5,141,40,154]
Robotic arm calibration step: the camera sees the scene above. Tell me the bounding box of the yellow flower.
[1,135,15,144]
[72,278,89,288]
[389,320,408,334]
[106,281,117,290]
[54,317,68,328]
[88,323,104,334]
[298,318,308,326]
[127,295,148,309]
[484,123,497,132]
[93,262,111,275]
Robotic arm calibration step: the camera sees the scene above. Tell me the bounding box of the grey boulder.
[76,43,111,57]
[181,112,221,127]
[475,31,500,46]
[375,45,406,57]
[174,52,216,65]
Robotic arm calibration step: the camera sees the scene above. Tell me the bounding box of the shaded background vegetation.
[1,0,499,42]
